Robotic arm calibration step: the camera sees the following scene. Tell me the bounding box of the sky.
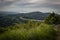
[0,0,60,14]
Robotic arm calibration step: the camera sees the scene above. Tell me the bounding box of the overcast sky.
[0,0,60,13]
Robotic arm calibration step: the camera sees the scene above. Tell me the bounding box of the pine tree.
[44,12,57,24]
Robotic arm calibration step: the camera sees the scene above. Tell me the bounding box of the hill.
[0,11,53,27]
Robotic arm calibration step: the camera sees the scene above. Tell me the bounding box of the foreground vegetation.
[0,21,56,40]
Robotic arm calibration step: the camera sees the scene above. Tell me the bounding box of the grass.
[0,21,56,40]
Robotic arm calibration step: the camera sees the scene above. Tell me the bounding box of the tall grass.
[0,21,56,40]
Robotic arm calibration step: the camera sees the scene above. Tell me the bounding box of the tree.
[44,12,57,24]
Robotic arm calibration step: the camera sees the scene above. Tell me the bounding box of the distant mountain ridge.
[0,11,53,27]
[0,11,50,19]
[0,11,50,20]
[22,11,50,20]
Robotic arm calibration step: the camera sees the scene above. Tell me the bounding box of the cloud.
[0,0,60,8]
[0,0,20,7]
[0,0,60,13]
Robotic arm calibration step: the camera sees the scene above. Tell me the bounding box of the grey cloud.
[0,1,13,7]
[47,0,60,2]
[15,2,60,9]
[0,0,20,7]
[0,0,60,7]
[37,4,60,9]
[0,0,60,13]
